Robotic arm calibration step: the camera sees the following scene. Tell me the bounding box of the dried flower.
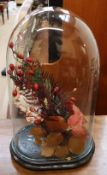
[26,57,33,63]
[17,53,24,59]
[72,126,87,137]
[67,104,86,127]
[9,64,15,71]
[34,83,39,91]
[12,89,17,97]
[16,70,24,77]
[45,116,68,132]
[9,42,14,49]
[53,86,60,95]
[67,104,87,137]
[29,70,35,75]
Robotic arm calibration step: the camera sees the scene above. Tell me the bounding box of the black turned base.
[10,139,95,170]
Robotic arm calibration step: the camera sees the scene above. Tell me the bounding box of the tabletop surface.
[0,116,107,175]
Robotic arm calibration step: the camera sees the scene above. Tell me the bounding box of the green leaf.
[32,68,42,84]
[35,68,42,78]
[45,79,51,93]
[23,63,28,68]
[22,63,29,71]
[32,77,41,84]
[54,96,60,104]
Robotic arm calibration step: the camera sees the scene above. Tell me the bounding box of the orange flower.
[45,116,68,132]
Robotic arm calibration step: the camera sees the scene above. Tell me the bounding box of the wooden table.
[0,116,107,175]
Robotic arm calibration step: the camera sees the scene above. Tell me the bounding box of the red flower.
[29,70,34,75]
[17,53,24,59]
[9,42,14,49]
[26,57,32,63]
[17,65,22,69]
[34,83,39,91]
[34,118,42,125]
[19,77,23,82]
[53,86,60,95]
[17,70,24,76]
[12,89,17,97]
[9,64,15,71]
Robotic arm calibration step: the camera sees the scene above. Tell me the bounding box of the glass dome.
[7,7,100,170]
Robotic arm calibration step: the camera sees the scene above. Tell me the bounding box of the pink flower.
[72,126,87,137]
[67,104,87,137]
[67,104,86,127]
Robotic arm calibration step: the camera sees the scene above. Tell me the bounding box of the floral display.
[7,41,88,159]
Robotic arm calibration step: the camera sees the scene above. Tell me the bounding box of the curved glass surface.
[7,7,99,168]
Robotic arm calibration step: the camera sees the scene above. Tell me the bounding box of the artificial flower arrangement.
[7,41,88,159]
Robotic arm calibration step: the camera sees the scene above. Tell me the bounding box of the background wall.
[64,0,107,114]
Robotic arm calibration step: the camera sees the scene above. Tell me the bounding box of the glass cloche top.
[7,7,99,169]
